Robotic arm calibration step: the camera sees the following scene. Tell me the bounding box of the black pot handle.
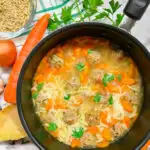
[124,0,150,20]
[120,0,150,32]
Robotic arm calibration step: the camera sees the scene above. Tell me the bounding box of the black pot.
[17,0,150,150]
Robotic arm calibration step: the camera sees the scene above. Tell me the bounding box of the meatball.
[80,132,97,148]
[85,111,100,126]
[112,123,126,138]
[63,109,78,125]
[91,69,104,83]
[123,90,140,105]
[48,54,64,68]
[87,51,101,64]
[65,75,80,91]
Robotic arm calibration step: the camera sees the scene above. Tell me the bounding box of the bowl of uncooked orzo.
[0,0,37,39]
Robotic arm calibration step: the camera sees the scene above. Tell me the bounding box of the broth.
[32,36,142,148]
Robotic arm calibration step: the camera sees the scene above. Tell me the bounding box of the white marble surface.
[1,0,150,149]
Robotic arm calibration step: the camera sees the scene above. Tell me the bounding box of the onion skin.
[0,40,17,67]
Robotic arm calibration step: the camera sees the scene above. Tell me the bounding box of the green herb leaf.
[117,74,122,82]
[102,73,114,86]
[48,122,57,131]
[76,63,85,72]
[109,0,121,13]
[94,93,102,103]
[104,8,112,14]
[109,94,113,105]
[95,11,108,20]
[61,5,74,24]
[83,0,103,10]
[72,127,84,138]
[88,49,93,54]
[115,14,124,26]
[32,92,38,99]
[64,94,71,100]
[37,83,44,91]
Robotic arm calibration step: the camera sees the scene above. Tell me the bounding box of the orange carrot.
[121,99,133,113]
[101,128,112,141]
[4,14,50,104]
[34,74,44,83]
[50,130,59,137]
[123,116,130,127]
[97,141,110,148]
[87,126,99,135]
[80,63,89,84]
[81,48,88,56]
[122,78,136,85]
[95,64,108,69]
[71,139,81,148]
[107,83,120,93]
[100,111,108,124]
[45,99,53,110]
[73,48,81,57]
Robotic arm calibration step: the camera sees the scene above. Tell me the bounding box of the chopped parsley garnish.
[102,73,114,86]
[75,63,85,72]
[64,94,71,100]
[88,49,93,54]
[72,127,84,139]
[37,82,44,91]
[94,93,102,103]
[48,122,57,131]
[32,92,38,99]
[109,94,113,105]
[117,74,122,82]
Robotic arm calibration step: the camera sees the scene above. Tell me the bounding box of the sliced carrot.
[73,99,83,106]
[122,78,136,85]
[54,98,67,109]
[97,141,110,148]
[34,74,44,83]
[54,104,67,110]
[107,83,120,93]
[100,111,108,125]
[111,118,118,126]
[121,85,130,92]
[50,130,59,137]
[82,48,88,56]
[121,99,133,113]
[73,48,81,57]
[101,128,112,141]
[45,99,53,110]
[71,139,81,148]
[95,64,108,69]
[123,116,130,128]
[80,63,89,84]
[87,126,99,135]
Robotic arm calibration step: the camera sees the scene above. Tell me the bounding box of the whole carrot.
[4,14,50,104]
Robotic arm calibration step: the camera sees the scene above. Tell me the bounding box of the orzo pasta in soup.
[32,36,142,148]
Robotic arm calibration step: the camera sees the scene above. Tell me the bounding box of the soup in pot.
[32,36,143,148]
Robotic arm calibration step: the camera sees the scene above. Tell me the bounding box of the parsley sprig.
[72,127,84,138]
[48,0,124,31]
